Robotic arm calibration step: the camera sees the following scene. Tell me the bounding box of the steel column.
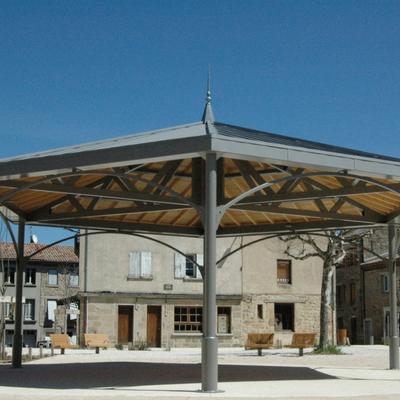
[201,152,219,392]
[388,223,399,369]
[12,218,26,368]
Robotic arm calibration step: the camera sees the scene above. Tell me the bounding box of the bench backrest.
[248,333,274,345]
[49,334,73,346]
[291,333,316,346]
[84,333,109,345]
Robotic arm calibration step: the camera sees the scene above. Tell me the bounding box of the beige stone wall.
[80,233,325,348]
[364,266,400,344]
[84,295,242,348]
[80,233,243,296]
[241,237,323,296]
[240,294,322,346]
[40,265,79,336]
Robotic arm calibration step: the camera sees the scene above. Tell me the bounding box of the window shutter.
[47,300,57,321]
[381,275,389,292]
[141,252,152,277]
[130,251,141,277]
[48,270,58,285]
[24,302,31,320]
[196,253,204,278]
[69,302,79,320]
[174,253,186,278]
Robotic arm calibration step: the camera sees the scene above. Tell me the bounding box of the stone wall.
[84,295,242,348]
[336,263,364,344]
[240,294,322,346]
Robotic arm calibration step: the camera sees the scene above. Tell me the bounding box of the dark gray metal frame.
[1,90,400,390]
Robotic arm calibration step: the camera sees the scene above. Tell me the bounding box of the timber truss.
[1,156,400,236]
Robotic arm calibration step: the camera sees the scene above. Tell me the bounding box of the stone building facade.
[1,242,79,347]
[336,228,400,345]
[78,232,326,348]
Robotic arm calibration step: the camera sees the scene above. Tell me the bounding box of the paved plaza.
[0,345,399,399]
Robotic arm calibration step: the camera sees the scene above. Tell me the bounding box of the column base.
[201,336,219,392]
[389,336,399,369]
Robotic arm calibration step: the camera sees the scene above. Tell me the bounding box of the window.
[275,303,294,331]
[69,271,79,286]
[350,283,356,303]
[5,303,13,320]
[381,275,389,293]
[46,299,57,323]
[24,299,35,321]
[217,307,231,333]
[129,251,152,279]
[174,306,202,332]
[174,253,203,279]
[4,266,15,285]
[48,269,58,285]
[337,285,345,305]
[341,244,362,268]
[277,260,291,284]
[257,304,263,319]
[25,268,36,285]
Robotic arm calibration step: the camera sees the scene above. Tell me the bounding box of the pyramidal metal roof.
[1,118,400,179]
[1,90,400,237]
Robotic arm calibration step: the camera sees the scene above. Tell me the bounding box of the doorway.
[364,319,373,344]
[147,305,161,347]
[118,305,133,344]
[350,317,358,345]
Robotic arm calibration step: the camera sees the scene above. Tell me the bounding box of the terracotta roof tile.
[0,242,78,263]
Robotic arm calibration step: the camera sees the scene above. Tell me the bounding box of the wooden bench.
[284,333,316,356]
[246,333,274,356]
[49,334,79,354]
[84,333,113,354]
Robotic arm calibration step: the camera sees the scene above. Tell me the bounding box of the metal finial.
[205,65,211,103]
[201,65,215,124]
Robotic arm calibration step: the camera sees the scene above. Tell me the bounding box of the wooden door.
[350,317,358,345]
[147,306,161,347]
[118,305,133,344]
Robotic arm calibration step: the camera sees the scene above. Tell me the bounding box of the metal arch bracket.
[221,171,400,216]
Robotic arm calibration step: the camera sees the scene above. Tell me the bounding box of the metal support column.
[12,218,26,368]
[388,222,399,369]
[201,152,219,392]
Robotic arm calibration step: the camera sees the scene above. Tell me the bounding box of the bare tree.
[281,229,372,348]
[54,263,79,334]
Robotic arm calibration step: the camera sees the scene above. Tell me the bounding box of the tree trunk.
[319,261,333,348]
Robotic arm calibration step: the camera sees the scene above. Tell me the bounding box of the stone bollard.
[39,344,43,358]
[29,347,32,361]
[51,344,54,357]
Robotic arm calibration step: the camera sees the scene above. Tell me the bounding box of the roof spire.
[202,66,215,124]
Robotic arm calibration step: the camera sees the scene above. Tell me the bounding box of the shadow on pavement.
[0,362,336,389]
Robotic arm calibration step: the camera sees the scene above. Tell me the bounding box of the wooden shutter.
[174,253,186,278]
[130,251,141,277]
[141,252,152,277]
[277,260,291,284]
[196,253,204,279]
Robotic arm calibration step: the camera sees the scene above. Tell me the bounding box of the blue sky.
[1,1,400,244]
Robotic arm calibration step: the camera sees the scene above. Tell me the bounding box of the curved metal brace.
[0,210,18,256]
[215,230,388,266]
[24,229,205,278]
[0,170,202,213]
[222,171,400,214]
